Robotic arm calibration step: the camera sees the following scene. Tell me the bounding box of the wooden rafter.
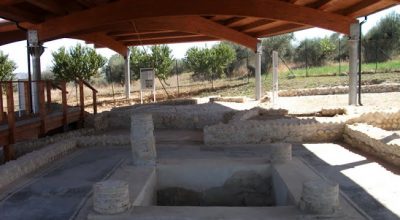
[76,33,127,54]
[29,0,355,41]
[126,36,216,46]
[131,16,258,50]
[115,32,202,42]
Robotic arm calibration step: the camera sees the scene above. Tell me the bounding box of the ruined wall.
[344,123,400,166]
[107,103,233,130]
[0,134,130,191]
[346,111,400,130]
[279,83,400,97]
[204,118,345,145]
[0,140,76,189]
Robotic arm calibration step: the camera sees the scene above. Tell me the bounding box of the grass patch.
[282,60,400,77]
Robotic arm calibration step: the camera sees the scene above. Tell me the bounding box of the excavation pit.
[156,163,277,207]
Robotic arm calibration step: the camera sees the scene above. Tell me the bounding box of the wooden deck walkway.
[0,80,98,162]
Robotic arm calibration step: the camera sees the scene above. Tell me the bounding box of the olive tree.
[51,44,106,82]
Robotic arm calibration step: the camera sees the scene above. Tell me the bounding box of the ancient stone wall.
[108,103,232,129]
[279,83,400,97]
[0,140,76,189]
[12,128,96,159]
[204,118,345,145]
[346,111,400,130]
[344,123,400,166]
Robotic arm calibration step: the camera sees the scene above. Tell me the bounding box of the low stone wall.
[278,83,400,97]
[344,123,400,166]
[0,133,130,191]
[230,107,288,122]
[204,118,345,145]
[12,128,96,159]
[108,103,233,129]
[77,135,129,147]
[346,111,400,130]
[209,96,247,103]
[0,140,76,189]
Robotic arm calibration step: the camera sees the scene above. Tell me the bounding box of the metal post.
[31,45,44,113]
[338,38,341,75]
[255,41,262,100]
[175,60,180,95]
[272,51,279,106]
[349,22,360,105]
[124,48,131,99]
[305,41,309,77]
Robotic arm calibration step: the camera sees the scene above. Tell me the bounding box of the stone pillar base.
[299,180,339,214]
[93,180,130,214]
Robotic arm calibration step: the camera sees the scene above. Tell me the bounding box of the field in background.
[6,59,397,114]
[283,59,400,77]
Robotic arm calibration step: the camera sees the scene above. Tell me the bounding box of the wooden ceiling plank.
[0,6,42,22]
[254,23,308,37]
[132,16,258,50]
[338,0,395,17]
[26,0,67,15]
[108,30,174,37]
[125,36,216,46]
[0,0,25,6]
[116,32,203,42]
[32,0,354,40]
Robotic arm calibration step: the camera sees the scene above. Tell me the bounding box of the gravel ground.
[263,92,400,114]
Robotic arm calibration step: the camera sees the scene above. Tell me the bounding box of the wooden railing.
[0,80,98,162]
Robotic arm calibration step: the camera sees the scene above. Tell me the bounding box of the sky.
[0,5,399,75]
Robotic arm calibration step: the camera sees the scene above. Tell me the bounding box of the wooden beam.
[75,33,128,55]
[33,0,354,39]
[115,32,202,42]
[125,36,216,46]
[132,16,258,50]
[255,23,309,37]
[108,30,174,37]
[337,0,397,18]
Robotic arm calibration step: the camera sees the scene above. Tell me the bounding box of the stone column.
[270,143,292,163]
[131,113,156,165]
[124,48,131,99]
[349,22,360,106]
[299,180,339,214]
[255,41,262,100]
[93,180,130,214]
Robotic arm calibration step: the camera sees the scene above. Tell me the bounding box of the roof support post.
[348,22,360,106]
[124,48,131,99]
[255,41,262,101]
[29,43,44,113]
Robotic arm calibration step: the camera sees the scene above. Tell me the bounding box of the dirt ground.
[263,92,400,114]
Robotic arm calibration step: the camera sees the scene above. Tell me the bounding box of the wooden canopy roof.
[0,0,398,54]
